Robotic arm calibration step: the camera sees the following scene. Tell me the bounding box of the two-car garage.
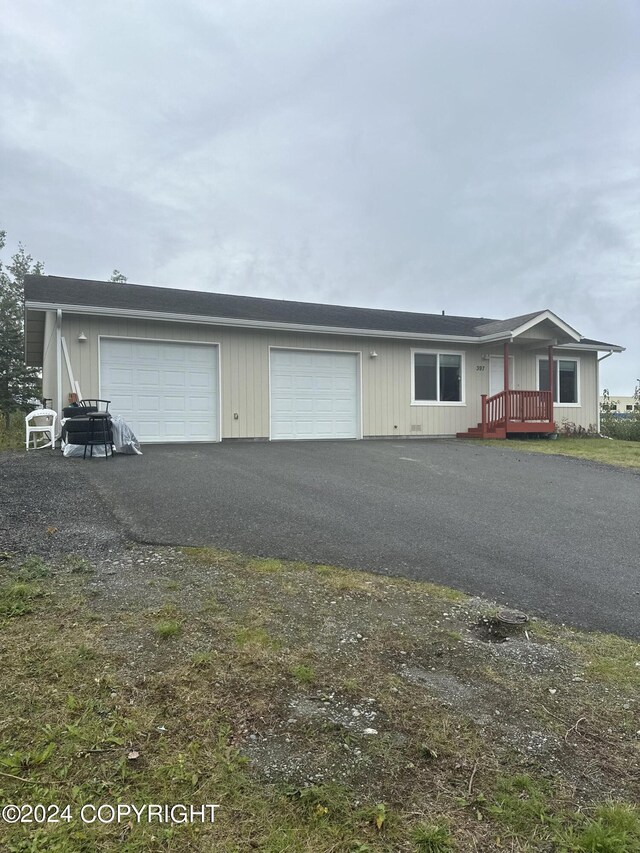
[99,339,360,442]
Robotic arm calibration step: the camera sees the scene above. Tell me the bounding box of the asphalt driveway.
[85,440,640,638]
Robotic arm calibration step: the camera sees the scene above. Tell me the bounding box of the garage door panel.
[190,348,214,366]
[333,377,354,391]
[108,394,134,413]
[162,346,186,362]
[134,342,159,360]
[100,339,218,442]
[164,419,186,435]
[164,395,186,411]
[188,396,213,413]
[137,369,160,387]
[294,376,315,391]
[138,395,161,411]
[272,395,293,411]
[107,367,135,385]
[293,420,315,437]
[189,372,213,389]
[187,420,216,439]
[272,376,294,391]
[270,349,359,440]
[137,420,162,440]
[335,398,355,411]
[162,370,186,387]
[109,341,134,359]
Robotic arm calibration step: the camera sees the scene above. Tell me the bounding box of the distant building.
[600,394,639,413]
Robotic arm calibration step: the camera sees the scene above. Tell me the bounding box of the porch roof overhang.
[474,309,581,345]
[556,340,624,353]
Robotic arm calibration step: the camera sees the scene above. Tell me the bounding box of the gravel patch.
[0,451,126,560]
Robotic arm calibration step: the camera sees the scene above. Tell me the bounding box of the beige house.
[24,276,623,442]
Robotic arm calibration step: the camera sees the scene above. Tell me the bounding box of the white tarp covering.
[63,443,110,458]
[111,414,143,455]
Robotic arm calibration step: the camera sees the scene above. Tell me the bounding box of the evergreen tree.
[0,231,44,427]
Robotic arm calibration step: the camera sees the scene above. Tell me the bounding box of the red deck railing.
[481,390,553,432]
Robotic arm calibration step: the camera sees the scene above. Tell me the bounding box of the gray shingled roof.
[24,275,621,348]
[473,312,546,336]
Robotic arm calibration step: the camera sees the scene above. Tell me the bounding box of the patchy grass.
[291,664,316,684]
[475,436,640,469]
[0,579,44,618]
[13,555,52,580]
[0,411,26,451]
[0,545,638,852]
[563,802,640,852]
[153,619,182,639]
[487,774,557,836]
[568,632,640,690]
[412,823,456,852]
[63,554,94,574]
[234,625,278,648]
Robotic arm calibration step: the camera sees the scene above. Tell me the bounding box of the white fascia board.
[556,342,625,353]
[25,301,488,344]
[511,310,582,341]
[24,300,604,348]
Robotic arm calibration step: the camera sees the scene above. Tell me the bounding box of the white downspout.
[597,351,613,433]
[55,309,62,420]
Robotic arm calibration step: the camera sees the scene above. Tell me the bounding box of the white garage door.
[270,349,359,440]
[100,338,219,442]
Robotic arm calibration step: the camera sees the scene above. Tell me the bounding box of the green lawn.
[476,436,640,469]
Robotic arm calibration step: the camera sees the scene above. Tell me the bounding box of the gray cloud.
[1,0,638,390]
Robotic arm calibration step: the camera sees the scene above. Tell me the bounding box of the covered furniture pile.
[24,399,142,459]
[61,399,114,459]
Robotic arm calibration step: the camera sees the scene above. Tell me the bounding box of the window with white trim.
[413,352,463,403]
[538,358,579,404]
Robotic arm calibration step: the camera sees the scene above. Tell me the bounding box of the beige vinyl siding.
[55,314,599,437]
[517,320,563,340]
[519,348,598,430]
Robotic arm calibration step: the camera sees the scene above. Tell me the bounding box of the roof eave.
[24,300,623,350]
[557,342,625,353]
[24,300,488,343]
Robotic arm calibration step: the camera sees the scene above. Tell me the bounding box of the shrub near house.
[600,387,640,442]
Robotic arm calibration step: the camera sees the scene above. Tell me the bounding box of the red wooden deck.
[457,390,555,440]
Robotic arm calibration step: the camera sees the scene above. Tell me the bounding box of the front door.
[489,356,514,396]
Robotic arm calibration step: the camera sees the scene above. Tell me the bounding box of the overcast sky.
[1,0,638,392]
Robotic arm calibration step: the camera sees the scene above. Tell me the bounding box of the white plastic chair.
[25,409,58,451]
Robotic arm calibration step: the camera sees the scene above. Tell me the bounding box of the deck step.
[456,426,506,440]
